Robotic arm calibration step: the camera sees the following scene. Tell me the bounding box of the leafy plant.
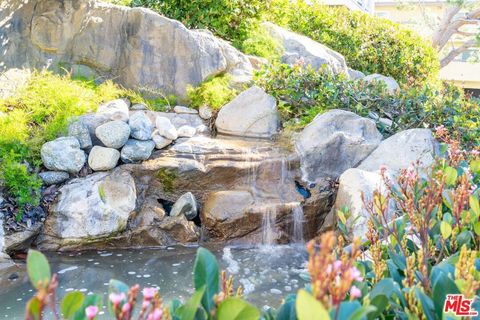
[187,75,238,110]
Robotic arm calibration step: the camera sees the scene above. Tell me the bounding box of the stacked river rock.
[39,99,207,185]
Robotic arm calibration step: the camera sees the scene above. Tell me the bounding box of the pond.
[0,244,308,319]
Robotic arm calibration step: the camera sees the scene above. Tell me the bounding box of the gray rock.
[199,105,213,120]
[38,171,136,243]
[88,146,120,171]
[177,125,196,138]
[174,106,198,114]
[39,171,70,185]
[120,139,155,163]
[295,109,382,182]
[358,129,438,173]
[196,124,210,135]
[129,111,153,140]
[170,192,198,220]
[41,137,86,173]
[152,131,173,149]
[68,121,92,150]
[334,168,394,239]
[74,113,110,145]
[215,86,279,138]
[95,120,131,149]
[155,116,178,140]
[262,22,349,75]
[97,99,130,122]
[0,0,253,99]
[362,74,400,94]
[348,68,365,80]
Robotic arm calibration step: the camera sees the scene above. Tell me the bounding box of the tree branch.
[440,38,478,68]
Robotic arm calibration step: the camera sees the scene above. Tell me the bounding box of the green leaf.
[26,250,51,289]
[444,166,458,186]
[440,221,452,239]
[193,248,219,312]
[217,298,260,320]
[367,295,388,320]
[26,297,42,320]
[469,196,480,218]
[174,286,206,320]
[296,289,330,320]
[414,287,435,320]
[474,221,480,236]
[349,305,377,320]
[432,271,459,319]
[73,294,103,320]
[276,294,297,320]
[61,292,84,319]
[470,160,480,174]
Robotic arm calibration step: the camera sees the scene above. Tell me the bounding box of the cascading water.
[291,203,305,243]
[261,206,278,246]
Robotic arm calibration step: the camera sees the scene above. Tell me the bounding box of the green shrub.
[255,63,480,147]
[0,71,140,218]
[187,75,238,110]
[277,1,439,86]
[241,25,283,59]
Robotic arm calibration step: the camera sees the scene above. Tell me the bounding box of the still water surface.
[0,244,308,319]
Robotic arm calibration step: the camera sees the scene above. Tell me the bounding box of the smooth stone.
[152,131,173,149]
[199,105,213,120]
[88,146,120,171]
[177,125,196,138]
[174,106,198,114]
[120,139,155,163]
[41,137,86,173]
[155,116,178,140]
[358,128,438,174]
[129,111,154,141]
[97,99,130,122]
[215,86,279,138]
[67,121,92,150]
[38,171,70,185]
[170,192,198,220]
[95,120,131,149]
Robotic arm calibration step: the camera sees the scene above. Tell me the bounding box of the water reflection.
[0,244,307,319]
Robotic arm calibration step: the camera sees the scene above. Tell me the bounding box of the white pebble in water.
[270,288,282,295]
[143,275,151,278]
[284,286,292,291]
[128,271,136,275]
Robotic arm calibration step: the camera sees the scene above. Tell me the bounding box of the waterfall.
[281,157,288,185]
[261,207,278,246]
[291,204,305,243]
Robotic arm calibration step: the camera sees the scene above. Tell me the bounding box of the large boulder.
[362,74,400,95]
[41,137,86,173]
[88,146,120,171]
[95,120,131,149]
[333,168,392,239]
[215,86,279,138]
[155,117,178,140]
[295,109,382,182]
[358,129,439,173]
[0,0,253,99]
[262,22,349,75]
[37,171,136,248]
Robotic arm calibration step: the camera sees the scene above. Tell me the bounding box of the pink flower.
[109,292,126,306]
[379,165,387,172]
[143,287,157,300]
[350,267,363,282]
[350,285,361,299]
[333,260,342,272]
[85,306,98,320]
[150,308,163,320]
[122,302,131,313]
